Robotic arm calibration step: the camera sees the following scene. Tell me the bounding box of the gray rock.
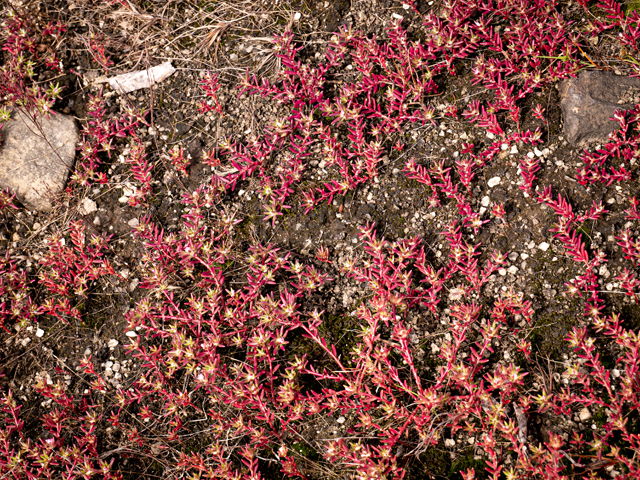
[559,70,640,147]
[0,109,78,211]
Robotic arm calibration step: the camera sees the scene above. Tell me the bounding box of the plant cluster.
[0,8,65,127]
[2,0,640,479]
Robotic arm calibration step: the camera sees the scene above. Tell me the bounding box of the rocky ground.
[2,0,640,479]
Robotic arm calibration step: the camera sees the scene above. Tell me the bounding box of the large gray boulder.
[559,70,640,147]
[0,109,78,212]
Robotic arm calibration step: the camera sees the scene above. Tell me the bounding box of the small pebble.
[538,242,550,252]
[488,177,501,188]
[579,407,591,422]
[79,198,97,215]
[35,328,44,338]
[108,339,119,349]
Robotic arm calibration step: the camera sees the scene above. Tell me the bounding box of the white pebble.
[35,328,44,338]
[481,196,490,207]
[125,330,138,338]
[488,177,501,188]
[579,407,591,422]
[538,242,550,252]
[108,339,119,349]
[79,198,97,215]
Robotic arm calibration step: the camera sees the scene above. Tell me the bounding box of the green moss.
[449,451,489,480]
[592,406,608,428]
[287,312,359,384]
[529,308,580,361]
[403,446,451,479]
[235,211,261,242]
[625,0,640,17]
[291,441,319,461]
[317,313,360,365]
[574,222,592,250]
